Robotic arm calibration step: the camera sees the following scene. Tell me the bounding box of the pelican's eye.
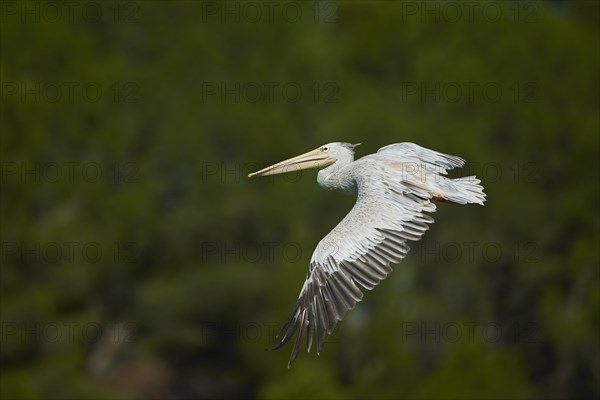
[322,146,329,152]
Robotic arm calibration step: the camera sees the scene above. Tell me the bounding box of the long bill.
[248,148,336,178]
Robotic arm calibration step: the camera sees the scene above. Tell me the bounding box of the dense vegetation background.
[1,1,598,399]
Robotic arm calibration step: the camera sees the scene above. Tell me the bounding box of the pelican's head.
[248,142,360,178]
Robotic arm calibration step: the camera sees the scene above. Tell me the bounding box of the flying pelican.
[248,142,486,367]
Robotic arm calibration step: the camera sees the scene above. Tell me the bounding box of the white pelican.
[248,142,486,367]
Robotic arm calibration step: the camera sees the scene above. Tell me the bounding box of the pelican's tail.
[437,176,486,205]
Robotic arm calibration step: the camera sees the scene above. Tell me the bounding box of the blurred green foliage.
[1,0,599,399]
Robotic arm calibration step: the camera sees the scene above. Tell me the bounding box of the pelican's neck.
[317,156,356,193]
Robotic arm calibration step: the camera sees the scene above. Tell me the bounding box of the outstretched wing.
[275,143,473,367]
[376,142,466,174]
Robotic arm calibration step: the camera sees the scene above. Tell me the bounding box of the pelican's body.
[249,142,486,367]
